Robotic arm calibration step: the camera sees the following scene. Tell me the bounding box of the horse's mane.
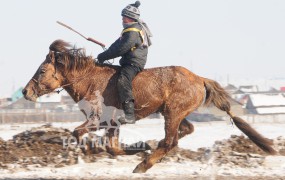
[49,39,119,72]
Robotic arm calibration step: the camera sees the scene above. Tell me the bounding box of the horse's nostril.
[22,89,27,96]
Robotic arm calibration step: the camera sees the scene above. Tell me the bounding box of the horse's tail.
[203,78,277,155]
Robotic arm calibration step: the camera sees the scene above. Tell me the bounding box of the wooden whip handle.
[87,37,106,48]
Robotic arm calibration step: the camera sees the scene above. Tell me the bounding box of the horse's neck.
[63,65,118,103]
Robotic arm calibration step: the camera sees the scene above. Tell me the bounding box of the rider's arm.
[97,31,139,62]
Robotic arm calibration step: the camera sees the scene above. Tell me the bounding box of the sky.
[0,0,285,97]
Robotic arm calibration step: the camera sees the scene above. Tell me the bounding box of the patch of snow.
[256,107,285,114]
[250,94,285,107]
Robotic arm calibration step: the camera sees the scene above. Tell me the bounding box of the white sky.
[0,0,285,97]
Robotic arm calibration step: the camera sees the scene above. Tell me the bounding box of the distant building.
[36,93,62,109]
[268,87,279,93]
[194,97,245,117]
[224,84,246,102]
[245,94,285,114]
[0,97,12,108]
[11,87,24,102]
[239,85,259,93]
[231,89,246,102]
[4,97,36,109]
[225,84,285,107]
[4,92,76,112]
[224,84,238,94]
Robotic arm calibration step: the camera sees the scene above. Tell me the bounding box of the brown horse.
[23,39,276,173]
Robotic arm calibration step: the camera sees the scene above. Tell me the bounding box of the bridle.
[32,51,93,94]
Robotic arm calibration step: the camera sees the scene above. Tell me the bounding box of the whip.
[56,21,106,50]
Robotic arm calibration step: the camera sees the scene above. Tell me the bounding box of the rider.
[97,1,152,124]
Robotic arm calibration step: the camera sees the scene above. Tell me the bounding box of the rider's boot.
[118,100,136,124]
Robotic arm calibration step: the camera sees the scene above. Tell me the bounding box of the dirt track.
[0,125,284,179]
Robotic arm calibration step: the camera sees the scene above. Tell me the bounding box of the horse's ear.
[49,51,55,64]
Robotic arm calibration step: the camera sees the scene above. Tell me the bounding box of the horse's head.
[22,40,70,101]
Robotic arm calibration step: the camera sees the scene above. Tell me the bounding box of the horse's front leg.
[105,125,126,156]
[73,120,97,142]
[104,120,151,156]
[73,107,101,141]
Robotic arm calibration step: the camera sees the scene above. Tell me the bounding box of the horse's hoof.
[72,130,78,139]
[133,164,147,173]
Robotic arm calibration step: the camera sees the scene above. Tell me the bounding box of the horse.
[22,39,276,173]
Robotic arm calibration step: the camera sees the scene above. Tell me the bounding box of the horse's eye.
[40,69,46,74]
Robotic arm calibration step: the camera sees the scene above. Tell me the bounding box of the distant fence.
[1,109,284,124]
[240,114,285,123]
[0,109,161,124]
[221,114,285,124]
[0,110,85,124]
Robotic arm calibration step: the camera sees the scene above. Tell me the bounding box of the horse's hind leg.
[133,95,199,173]
[133,115,182,173]
[156,118,194,147]
[179,118,194,139]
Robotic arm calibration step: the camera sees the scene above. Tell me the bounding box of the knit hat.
[121,1,141,20]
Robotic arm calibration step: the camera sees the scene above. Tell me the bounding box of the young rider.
[97,1,152,124]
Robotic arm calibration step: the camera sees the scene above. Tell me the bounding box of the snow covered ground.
[0,118,284,179]
[121,119,285,151]
[1,118,283,150]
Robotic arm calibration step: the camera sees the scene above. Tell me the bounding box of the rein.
[33,69,93,95]
[33,51,94,95]
[53,67,94,94]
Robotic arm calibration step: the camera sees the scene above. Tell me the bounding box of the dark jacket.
[97,23,148,69]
